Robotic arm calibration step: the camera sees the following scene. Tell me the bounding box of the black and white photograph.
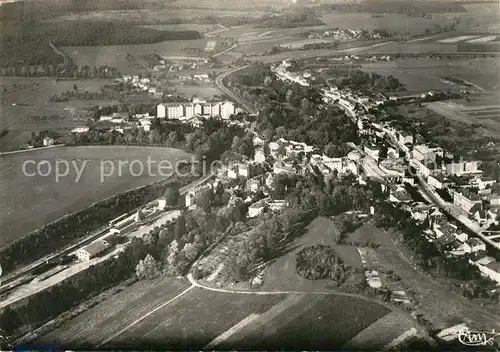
[0,0,499,350]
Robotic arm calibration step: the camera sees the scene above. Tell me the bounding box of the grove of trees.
[296,245,349,283]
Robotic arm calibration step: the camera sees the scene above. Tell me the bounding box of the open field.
[320,12,458,36]
[342,311,416,350]
[460,3,500,32]
[0,77,117,152]
[168,0,290,11]
[0,146,193,248]
[360,58,500,93]
[38,277,192,347]
[61,39,213,73]
[261,216,364,292]
[40,277,403,350]
[426,95,500,136]
[241,39,392,63]
[44,9,268,24]
[166,84,222,100]
[109,287,285,350]
[317,3,500,34]
[217,293,390,350]
[140,23,218,35]
[40,282,285,349]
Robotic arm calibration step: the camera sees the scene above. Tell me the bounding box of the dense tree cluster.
[69,119,246,164]
[228,64,359,151]
[333,70,405,91]
[296,245,349,283]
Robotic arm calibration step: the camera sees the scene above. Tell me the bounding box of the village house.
[454,230,469,243]
[469,176,496,190]
[363,144,380,161]
[254,146,266,163]
[412,144,437,163]
[453,188,483,213]
[398,131,413,146]
[77,240,110,261]
[248,200,268,218]
[473,209,488,227]
[433,222,458,239]
[273,160,295,175]
[185,184,212,207]
[267,199,286,211]
[446,161,482,176]
[480,260,500,284]
[70,126,90,134]
[470,256,500,284]
[227,165,238,180]
[246,178,261,193]
[265,173,274,189]
[389,185,412,203]
[427,174,452,190]
[463,238,486,253]
[43,136,54,146]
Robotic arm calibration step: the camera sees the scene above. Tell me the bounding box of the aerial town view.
[0,0,499,350]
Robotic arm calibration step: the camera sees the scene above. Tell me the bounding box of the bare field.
[0,77,117,151]
[461,3,500,32]
[0,146,193,248]
[166,84,222,99]
[168,0,289,11]
[220,293,391,350]
[38,277,192,347]
[140,23,217,34]
[426,96,500,136]
[103,287,285,350]
[360,58,500,93]
[342,310,416,350]
[61,39,211,73]
[320,12,458,36]
[319,3,500,34]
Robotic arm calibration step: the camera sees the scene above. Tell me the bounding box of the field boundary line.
[204,313,260,349]
[96,284,194,347]
[383,327,419,350]
[0,144,65,156]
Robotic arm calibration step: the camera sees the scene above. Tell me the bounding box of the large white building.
[157,100,235,120]
[446,161,482,176]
